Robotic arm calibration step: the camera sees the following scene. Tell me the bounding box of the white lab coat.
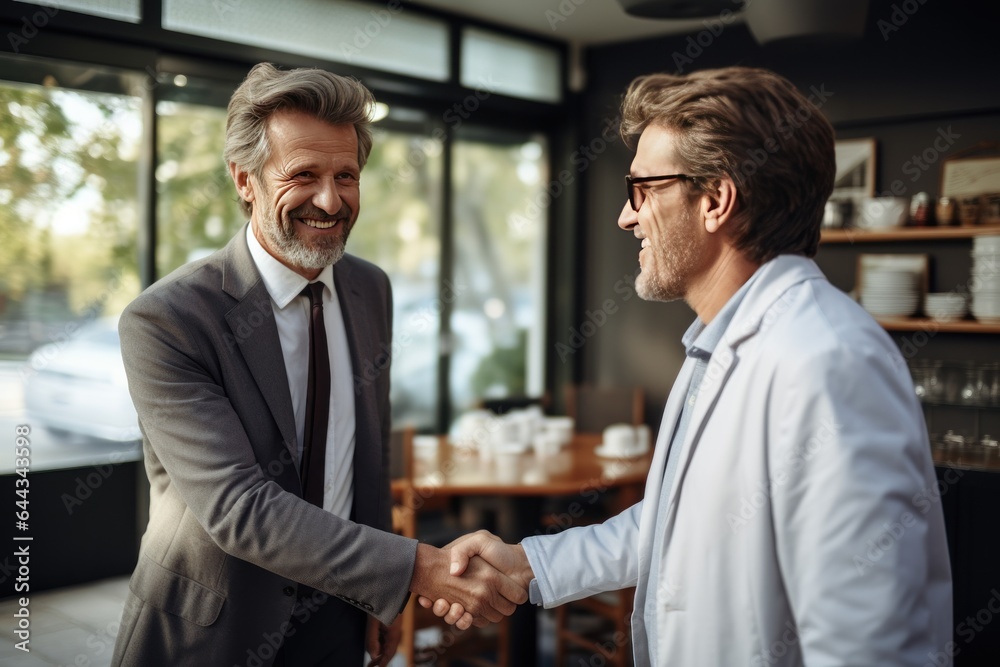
[523,255,952,666]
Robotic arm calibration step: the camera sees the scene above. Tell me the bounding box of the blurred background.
[1,0,999,665]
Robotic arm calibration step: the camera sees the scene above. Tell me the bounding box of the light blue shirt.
[526,268,762,662]
[644,270,758,662]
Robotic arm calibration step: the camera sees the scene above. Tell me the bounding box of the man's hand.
[416,531,535,626]
[365,614,401,667]
[409,541,528,631]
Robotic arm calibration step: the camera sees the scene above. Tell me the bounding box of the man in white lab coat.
[421,67,953,666]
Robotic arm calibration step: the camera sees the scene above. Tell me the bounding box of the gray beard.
[259,209,350,271]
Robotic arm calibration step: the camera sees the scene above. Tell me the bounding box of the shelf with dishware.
[875,317,1000,333]
[851,234,1000,328]
[821,225,1000,244]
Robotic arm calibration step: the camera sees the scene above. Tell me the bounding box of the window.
[461,27,562,103]
[353,120,444,429]
[155,75,246,277]
[0,57,144,472]
[450,130,549,415]
[163,0,450,82]
[13,0,141,23]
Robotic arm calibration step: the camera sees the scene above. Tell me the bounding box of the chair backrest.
[389,426,418,666]
[389,426,415,482]
[479,393,550,416]
[565,384,644,434]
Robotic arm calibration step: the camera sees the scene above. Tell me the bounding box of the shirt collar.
[245,223,334,308]
[681,266,764,361]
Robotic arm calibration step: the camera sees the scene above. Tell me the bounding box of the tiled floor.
[0,578,560,666]
[0,576,129,667]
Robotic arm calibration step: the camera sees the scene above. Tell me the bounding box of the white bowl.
[973,236,1000,252]
[858,197,909,229]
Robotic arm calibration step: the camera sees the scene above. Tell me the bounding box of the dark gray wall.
[573,0,1000,427]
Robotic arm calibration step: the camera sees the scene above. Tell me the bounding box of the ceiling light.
[744,0,869,44]
[617,0,745,19]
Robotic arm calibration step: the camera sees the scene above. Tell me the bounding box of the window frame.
[0,0,570,433]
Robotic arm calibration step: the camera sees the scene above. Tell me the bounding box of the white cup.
[542,416,574,445]
[602,423,638,456]
[491,415,525,449]
[495,450,522,483]
[634,424,651,454]
[413,435,440,464]
[533,432,562,457]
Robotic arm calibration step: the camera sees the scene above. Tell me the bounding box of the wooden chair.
[478,393,550,416]
[555,384,646,667]
[390,427,509,667]
[564,384,644,433]
[389,427,419,666]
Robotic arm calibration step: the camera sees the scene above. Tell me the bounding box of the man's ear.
[228,162,255,207]
[700,176,738,234]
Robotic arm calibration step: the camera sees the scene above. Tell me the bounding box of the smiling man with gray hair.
[111,62,525,667]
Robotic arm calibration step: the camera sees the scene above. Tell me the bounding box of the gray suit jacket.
[111,227,417,666]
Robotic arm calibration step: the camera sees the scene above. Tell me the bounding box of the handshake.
[408,531,535,630]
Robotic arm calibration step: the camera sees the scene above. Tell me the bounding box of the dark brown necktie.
[300,282,330,507]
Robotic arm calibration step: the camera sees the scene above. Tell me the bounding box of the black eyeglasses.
[625,173,695,211]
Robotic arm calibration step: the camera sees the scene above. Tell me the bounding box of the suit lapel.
[333,259,381,528]
[221,227,299,464]
[663,346,739,513]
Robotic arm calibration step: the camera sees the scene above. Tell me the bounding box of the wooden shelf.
[876,317,1000,333]
[822,225,1000,243]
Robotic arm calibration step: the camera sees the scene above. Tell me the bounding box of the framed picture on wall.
[941,141,1000,196]
[827,138,877,228]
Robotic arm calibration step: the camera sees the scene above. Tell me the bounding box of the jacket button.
[283,586,295,596]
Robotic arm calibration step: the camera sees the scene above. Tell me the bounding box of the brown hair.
[224,62,376,216]
[620,67,835,263]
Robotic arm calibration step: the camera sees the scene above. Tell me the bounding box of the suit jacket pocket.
[130,554,225,627]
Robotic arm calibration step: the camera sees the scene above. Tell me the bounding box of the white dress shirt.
[245,225,356,520]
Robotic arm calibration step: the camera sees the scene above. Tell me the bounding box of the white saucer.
[595,443,649,458]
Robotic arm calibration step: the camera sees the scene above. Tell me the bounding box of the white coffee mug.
[602,423,637,456]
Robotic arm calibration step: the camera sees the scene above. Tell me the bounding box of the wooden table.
[394,432,654,667]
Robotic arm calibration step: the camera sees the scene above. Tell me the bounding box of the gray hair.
[224,62,376,216]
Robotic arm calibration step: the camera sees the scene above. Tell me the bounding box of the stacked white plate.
[925,292,968,321]
[971,235,1000,323]
[862,269,920,318]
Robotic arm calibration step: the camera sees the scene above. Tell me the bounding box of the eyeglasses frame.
[625,173,696,211]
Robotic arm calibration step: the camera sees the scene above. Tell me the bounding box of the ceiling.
[406,0,743,47]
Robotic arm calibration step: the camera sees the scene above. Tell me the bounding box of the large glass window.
[461,27,563,103]
[13,0,142,23]
[0,57,144,472]
[155,75,245,277]
[352,119,444,429]
[450,130,549,416]
[163,0,450,82]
